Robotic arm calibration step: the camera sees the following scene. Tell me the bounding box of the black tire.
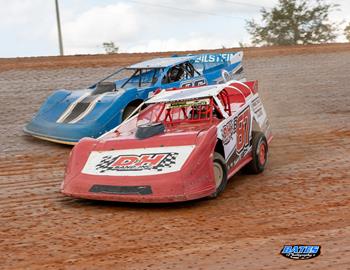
[244,131,268,174]
[209,152,228,198]
[122,105,137,121]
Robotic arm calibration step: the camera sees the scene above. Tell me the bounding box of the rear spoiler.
[172,51,243,65]
[227,80,258,94]
[194,51,243,65]
[242,80,258,94]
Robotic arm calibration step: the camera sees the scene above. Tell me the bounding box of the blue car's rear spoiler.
[172,51,243,65]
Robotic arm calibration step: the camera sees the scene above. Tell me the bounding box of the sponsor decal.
[220,107,251,167]
[220,107,251,151]
[82,145,195,176]
[251,96,270,138]
[236,107,251,153]
[195,53,237,63]
[95,153,178,173]
[280,245,321,260]
[181,78,207,88]
[221,119,235,145]
[251,97,264,118]
[167,98,210,109]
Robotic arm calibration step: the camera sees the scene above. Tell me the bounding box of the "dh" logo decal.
[95,153,179,173]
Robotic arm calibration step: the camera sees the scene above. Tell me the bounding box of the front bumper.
[62,186,214,203]
[61,171,215,203]
[23,118,102,144]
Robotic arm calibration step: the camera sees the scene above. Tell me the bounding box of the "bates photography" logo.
[280,245,321,260]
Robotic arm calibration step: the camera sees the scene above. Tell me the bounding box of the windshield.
[95,68,163,89]
[137,98,215,126]
[121,68,163,88]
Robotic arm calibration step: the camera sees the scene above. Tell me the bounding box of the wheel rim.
[259,142,266,165]
[213,162,223,188]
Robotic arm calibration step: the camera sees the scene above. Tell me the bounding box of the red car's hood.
[72,122,217,178]
[97,122,217,150]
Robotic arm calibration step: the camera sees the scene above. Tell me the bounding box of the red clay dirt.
[0,44,349,269]
[1,43,350,72]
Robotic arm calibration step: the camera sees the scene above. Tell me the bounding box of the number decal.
[220,107,251,169]
[180,78,207,88]
[181,82,192,88]
[236,107,251,153]
[194,79,206,86]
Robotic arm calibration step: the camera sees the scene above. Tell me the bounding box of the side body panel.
[250,95,272,140]
[217,103,253,171]
[215,84,271,176]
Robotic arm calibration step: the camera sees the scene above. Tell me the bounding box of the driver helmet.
[169,67,180,81]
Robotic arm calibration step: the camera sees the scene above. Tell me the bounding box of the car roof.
[145,84,227,104]
[128,56,196,69]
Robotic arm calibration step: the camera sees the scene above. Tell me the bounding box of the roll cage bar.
[162,61,201,84]
[152,98,216,124]
[88,59,202,89]
[98,80,256,140]
[144,91,232,125]
[140,82,255,125]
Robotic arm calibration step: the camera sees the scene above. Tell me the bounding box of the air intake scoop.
[93,82,116,95]
[136,122,165,139]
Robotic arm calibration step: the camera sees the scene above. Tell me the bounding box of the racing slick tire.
[122,105,138,121]
[209,152,228,198]
[244,131,268,174]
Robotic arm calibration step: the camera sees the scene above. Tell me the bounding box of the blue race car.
[24,52,244,144]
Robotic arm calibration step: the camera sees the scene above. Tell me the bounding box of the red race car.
[61,80,272,202]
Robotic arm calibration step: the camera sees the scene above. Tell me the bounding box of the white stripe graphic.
[68,93,108,124]
[56,93,90,123]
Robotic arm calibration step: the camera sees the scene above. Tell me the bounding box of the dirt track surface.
[0,45,350,269]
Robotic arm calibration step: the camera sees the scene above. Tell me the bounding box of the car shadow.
[62,195,211,211]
